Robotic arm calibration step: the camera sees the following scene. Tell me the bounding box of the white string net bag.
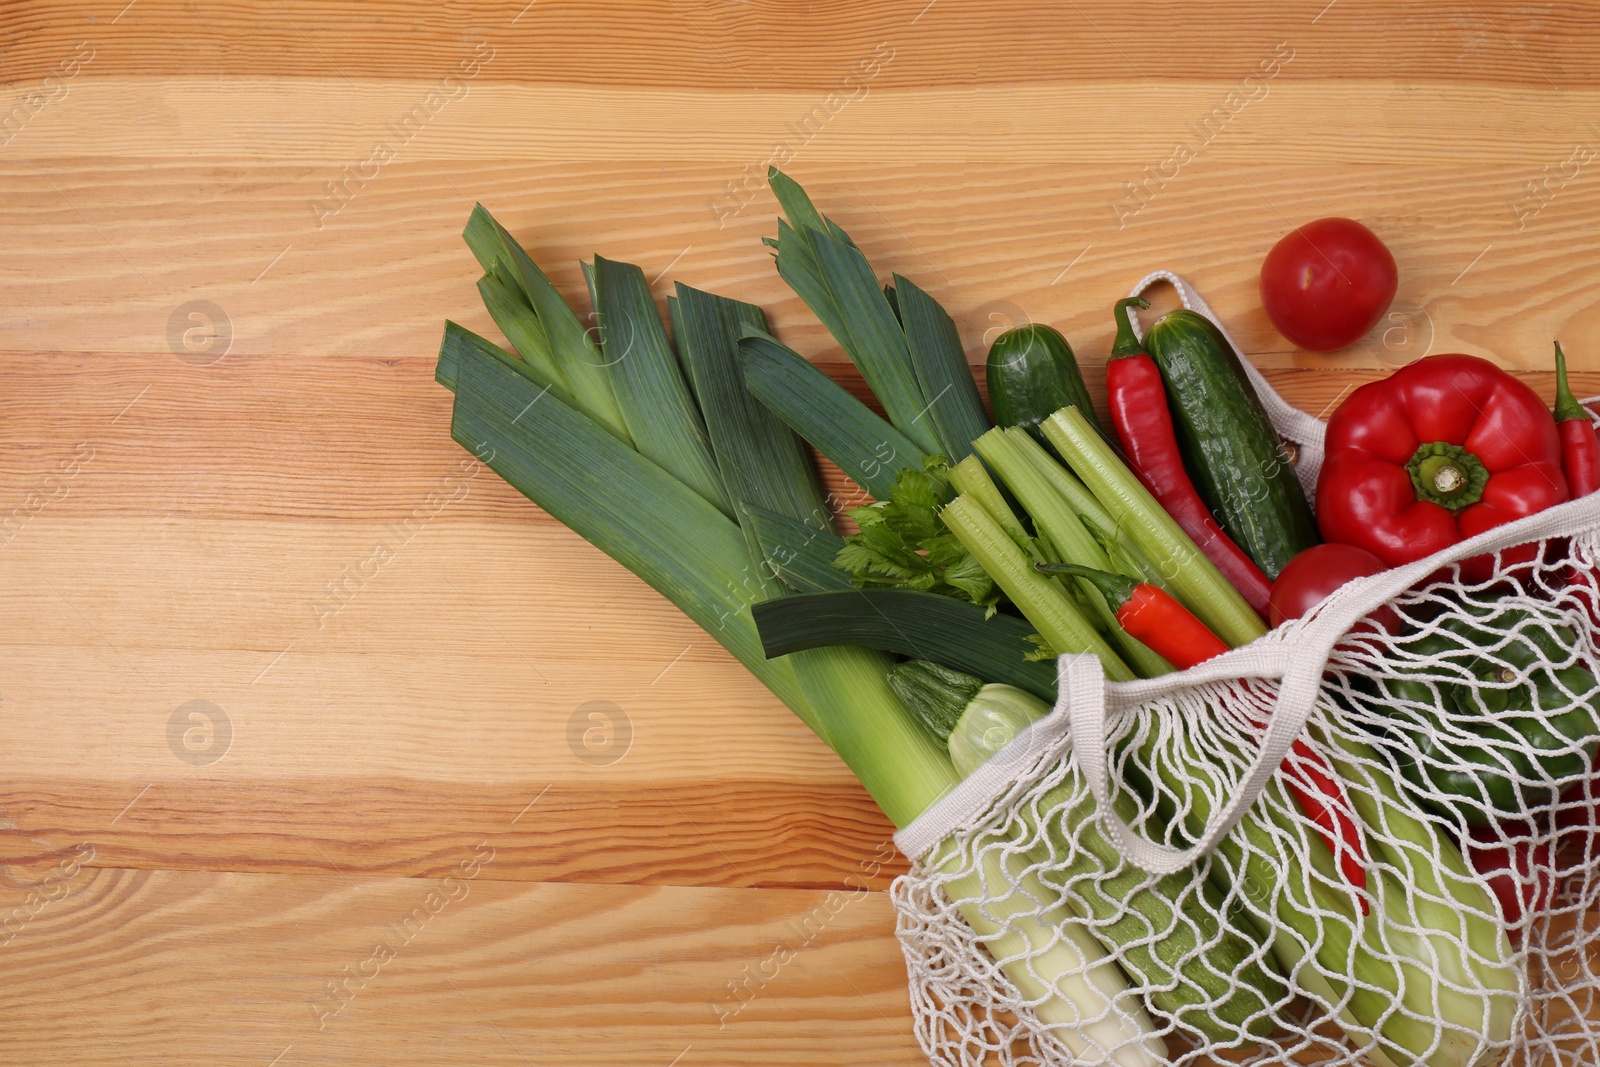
[890,272,1600,1067]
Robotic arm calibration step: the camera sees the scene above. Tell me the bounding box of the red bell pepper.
[1554,341,1600,498]
[1104,297,1273,620]
[1316,354,1568,567]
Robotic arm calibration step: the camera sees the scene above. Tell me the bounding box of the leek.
[462,205,630,443]
[440,261,1163,1063]
[764,173,939,456]
[675,285,826,529]
[476,269,567,393]
[895,273,992,462]
[738,502,852,595]
[739,326,926,501]
[751,587,1057,700]
[591,255,730,517]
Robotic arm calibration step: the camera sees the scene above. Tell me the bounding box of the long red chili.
[1554,341,1600,497]
[1041,562,1369,900]
[1105,298,1273,621]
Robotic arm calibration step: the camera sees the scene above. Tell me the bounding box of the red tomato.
[1269,543,1389,628]
[1260,218,1399,352]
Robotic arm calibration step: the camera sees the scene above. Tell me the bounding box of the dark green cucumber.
[986,324,1106,443]
[1142,309,1318,579]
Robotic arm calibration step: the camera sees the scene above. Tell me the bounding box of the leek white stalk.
[792,631,1165,1066]
[940,850,1169,1067]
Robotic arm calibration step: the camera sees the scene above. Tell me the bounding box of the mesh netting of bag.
[892,530,1600,1067]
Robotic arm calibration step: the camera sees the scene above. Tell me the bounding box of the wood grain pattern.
[7,0,1600,1062]
[0,778,905,889]
[0,865,924,1066]
[6,161,1600,373]
[4,0,1597,88]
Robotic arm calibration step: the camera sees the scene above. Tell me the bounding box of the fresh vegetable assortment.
[434,170,1600,1067]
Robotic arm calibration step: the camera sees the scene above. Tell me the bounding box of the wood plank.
[0,866,923,1066]
[4,162,1600,372]
[4,0,1597,88]
[0,353,1589,524]
[11,80,1600,166]
[0,778,903,889]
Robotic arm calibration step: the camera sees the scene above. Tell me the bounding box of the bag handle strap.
[1124,271,1327,498]
[1063,489,1600,874]
[1063,645,1317,875]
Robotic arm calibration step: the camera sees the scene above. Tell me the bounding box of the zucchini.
[1142,309,1318,579]
[986,324,1106,443]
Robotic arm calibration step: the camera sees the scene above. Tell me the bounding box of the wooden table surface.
[6,2,1600,1064]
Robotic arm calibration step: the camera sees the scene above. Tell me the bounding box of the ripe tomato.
[1269,542,1389,628]
[1259,218,1398,352]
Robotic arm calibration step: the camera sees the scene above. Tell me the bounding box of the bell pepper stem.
[1406,441,1489,510]
[1110,297,1150,360]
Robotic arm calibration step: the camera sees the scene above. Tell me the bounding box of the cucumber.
[1142,309,1318,579]
[986,324,1106,443]
[1051,782,1286,1041]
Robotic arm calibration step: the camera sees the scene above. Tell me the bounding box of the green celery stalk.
[1042,406,1266,648]
[975,428,1172,678]
[949,454,1036,556]
[998,430,1175,594]
[941,494,1134,682]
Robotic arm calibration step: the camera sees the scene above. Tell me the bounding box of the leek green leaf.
[738,326,925,501]
[592,255,731,519]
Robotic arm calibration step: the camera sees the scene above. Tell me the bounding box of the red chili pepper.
[1105,297,1273,621]
[1040,562,1368,900]
[1317,354,1569,567]
[1554,341,1600,498]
